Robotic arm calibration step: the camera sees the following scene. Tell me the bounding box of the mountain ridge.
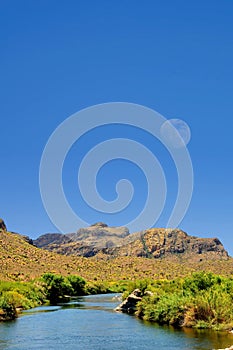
[33,222,229,260]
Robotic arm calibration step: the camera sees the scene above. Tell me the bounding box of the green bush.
[66,275,86,295]
[0,296,17,321]
[42,273,71,304]
[0,280,46,316]
[42,273,87,304]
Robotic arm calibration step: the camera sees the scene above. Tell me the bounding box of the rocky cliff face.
[33,223,130,257]
[33,224,229,260]
[102,228,228,260]
[33,233,70,248]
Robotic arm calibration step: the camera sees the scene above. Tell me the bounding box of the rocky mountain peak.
[90,222,108,228]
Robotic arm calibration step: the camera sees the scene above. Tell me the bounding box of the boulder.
[144,290,153,297]
[115,289,142,314]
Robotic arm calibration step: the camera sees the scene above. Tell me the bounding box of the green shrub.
[42,273,71,304]
[0,296,17,321]
[42,273,88,304]
[0,280,46,315]
[66,275,86,296]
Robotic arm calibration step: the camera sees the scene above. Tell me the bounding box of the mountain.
[33,223,228,260]
[0,219,233,282]
[0,219,134,282]
[101,228,228,260]
[33,222,130,257]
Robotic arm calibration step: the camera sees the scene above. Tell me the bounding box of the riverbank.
[1,271,233,333]
[117,272,233,331]
[0,273,124,321]
[2,293,233,350]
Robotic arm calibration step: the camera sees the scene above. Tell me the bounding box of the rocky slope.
[33,223,228,260]
[33,222,130,257]
[102,228,228,260]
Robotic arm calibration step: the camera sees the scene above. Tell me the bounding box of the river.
[0,294,233,350]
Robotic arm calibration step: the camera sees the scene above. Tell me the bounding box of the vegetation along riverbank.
[1,271,233,333]
[119,272,233,331]
[0,273,123,321]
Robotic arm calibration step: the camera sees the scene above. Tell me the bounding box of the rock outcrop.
[69,222,129,243]
[33,223,130,257]
[104,228,228,260]
[0,218,6,231]
[33,233,70,248]
[115,289,142,314]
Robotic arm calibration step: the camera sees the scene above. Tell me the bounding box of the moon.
[160,119,191,148]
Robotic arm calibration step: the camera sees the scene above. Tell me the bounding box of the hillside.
[33,223,228,261]
[1,219,233,282]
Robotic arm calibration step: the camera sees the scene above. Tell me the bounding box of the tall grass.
[128,272,233,330]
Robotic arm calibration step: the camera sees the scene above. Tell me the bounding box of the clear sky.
[1,1,233,254]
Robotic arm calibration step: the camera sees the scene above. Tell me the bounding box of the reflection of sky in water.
[0,294,233,350]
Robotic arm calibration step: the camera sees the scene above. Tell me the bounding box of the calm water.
[0,294,233,350]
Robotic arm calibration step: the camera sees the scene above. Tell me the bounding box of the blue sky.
[1,1,233,254]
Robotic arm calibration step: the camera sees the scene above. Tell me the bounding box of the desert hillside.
[1,219,233,282]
